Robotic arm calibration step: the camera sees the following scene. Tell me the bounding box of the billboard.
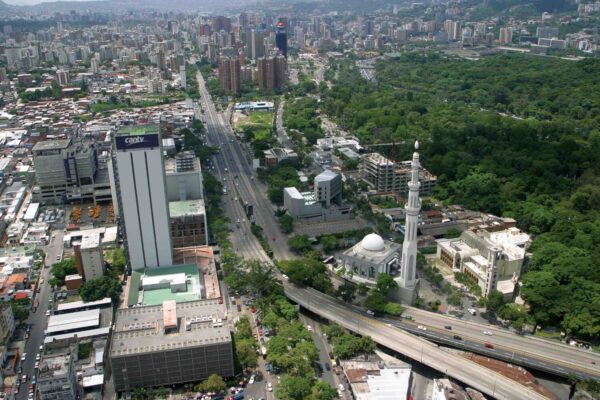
[115,134,160,151]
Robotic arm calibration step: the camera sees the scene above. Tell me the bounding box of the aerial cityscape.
[0,0,599,399]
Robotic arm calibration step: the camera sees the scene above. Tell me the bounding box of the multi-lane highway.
[193,67,599,397]
[285,285,547,400]
[196,70,295,261]
[397,306,600,381]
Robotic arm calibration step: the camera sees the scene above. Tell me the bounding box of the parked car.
[485,343,495,349]
[366,310,375,316]
[444,325,452,330]
[453,335,463,341]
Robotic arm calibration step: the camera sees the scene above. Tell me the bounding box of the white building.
[180,65,187,89]
[338,233,400,280]
[283,170,351,222]
[111,126,173,270]
[436,227,530,297]
[79,232,105,281]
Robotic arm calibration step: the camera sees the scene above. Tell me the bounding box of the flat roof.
[116,125,160,136]
[169,199,206,218]
[44,327,111,343]
[47,309,100,334]
[56,298,112,312]
[80,232,101,250]
[110,299,230,357]
[32,139,71,151]
[129,264,202,306]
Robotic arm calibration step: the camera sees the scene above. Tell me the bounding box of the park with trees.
[320,52,600,340]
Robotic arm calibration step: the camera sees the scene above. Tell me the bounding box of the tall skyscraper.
[111,126,173,270]
[499,27,513,44]
[249,30,265,59]
[257,55,286,91]
[218,56,241,94]
[180,65,187,90]
[275,21,288,57]
[399,141,420,288]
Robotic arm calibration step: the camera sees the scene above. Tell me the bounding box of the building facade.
[360,152,436,197]
[79,232,105,281]
[38,352,77,400]
[110,300,234,392]
[111,125,173,270]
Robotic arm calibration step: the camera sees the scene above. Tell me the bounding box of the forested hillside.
[321,53,600,339]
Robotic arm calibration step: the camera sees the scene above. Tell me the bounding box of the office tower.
[249,30,265,59]
[111,126,173,270]
[218,57,241,94]
[276,21,288,57]
[499,27,513,44]
[180,66,187,89]
[399,141,421,288]
[257,55,286,91]
[32,139,99,205]
[75,231,106,281]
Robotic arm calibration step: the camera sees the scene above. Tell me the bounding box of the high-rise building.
[32,139,99,205]
[38,351,77,400]
[275,21,288,57]
[111,125,173,270]
[90,58,98,74]
[399,141,420,288]
[257,55,286,91]
[499,27,513,44]
[218,56,241,94]
[56,69,69,86]
[76,231,105,281]
[249,29,265,59]
[211,16,232,33]
[180,65,187,89]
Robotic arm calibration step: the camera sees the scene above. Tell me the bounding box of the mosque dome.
[361,233,385,252]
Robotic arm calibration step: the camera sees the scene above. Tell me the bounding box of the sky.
[4,0,102,5]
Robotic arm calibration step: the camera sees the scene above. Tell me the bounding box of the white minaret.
[400,140,421,288]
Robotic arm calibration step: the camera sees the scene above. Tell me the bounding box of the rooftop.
[116,125,160,136]
[32,139,71,152]
[169,199,206,218]
[80,232,101,250]
[38,353,72,379]
[128,264,202,307]
[110,299,230,357]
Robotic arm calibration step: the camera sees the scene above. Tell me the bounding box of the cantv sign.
[115,134,160,150]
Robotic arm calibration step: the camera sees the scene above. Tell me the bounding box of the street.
[13,228,64,400]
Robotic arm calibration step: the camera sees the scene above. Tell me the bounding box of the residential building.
[38,351,77,400]
[110,125,173,270]
[109,299,234,392]
[179,65,187,90]
[257,55,286,91]
[342,359,411,400]
[56,70,69,86]
[499,27,513,44]
[218,56,241,94]
[0,304,15,343]
[249,29,265,59]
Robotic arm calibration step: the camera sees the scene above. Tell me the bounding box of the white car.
[306,325,313,332]
[417,325,427,331]
[45,310,51,316]
[20,353,26,361]
[483,331,493,336]
[366,310,375,316]
[338,384,345,392]
[248,375,255,385]
[267,382,273,392]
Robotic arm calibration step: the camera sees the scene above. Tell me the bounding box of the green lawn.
[236,111,273,141]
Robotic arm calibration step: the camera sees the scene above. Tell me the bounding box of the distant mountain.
[467,0,577,20]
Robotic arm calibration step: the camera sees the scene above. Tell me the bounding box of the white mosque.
[338,141,421,302]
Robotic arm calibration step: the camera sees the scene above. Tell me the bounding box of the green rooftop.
[127,264,202,306]
[169,200,205,218]
[116,125,160,136]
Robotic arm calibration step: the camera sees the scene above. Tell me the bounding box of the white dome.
[361,233,385,252]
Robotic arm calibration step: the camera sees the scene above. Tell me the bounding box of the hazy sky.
[4,0,99,5]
